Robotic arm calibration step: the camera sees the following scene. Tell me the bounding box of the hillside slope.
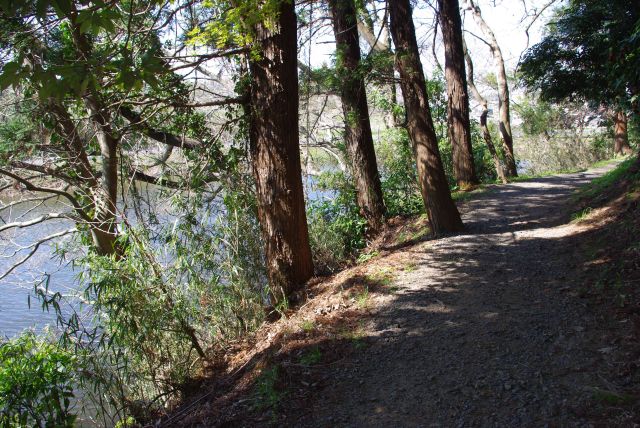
[165,159,640,427]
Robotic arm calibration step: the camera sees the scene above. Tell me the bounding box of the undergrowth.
[576,157,640,202]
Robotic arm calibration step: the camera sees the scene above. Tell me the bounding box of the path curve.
[296,163,629,426]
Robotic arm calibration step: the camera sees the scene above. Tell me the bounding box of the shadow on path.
[173,164,635,427]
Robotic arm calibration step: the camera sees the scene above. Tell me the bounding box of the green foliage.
[375,128,423,216]
[38,173,267,420]
[0,332,77,427]
[520,0,640,110]
[189,0,283,53]
[577,157,640,202]
[253,366,282,410]
[307,171,367,273]
[515,98,561,137]
[426,72,448,142]
[0,105,38,163]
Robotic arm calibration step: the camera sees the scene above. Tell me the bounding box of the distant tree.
[437,0,478,186]
[389,0,463,233]
[462,38,508,184]
[519,0,639,109]
[519,0,639,156]
[463,0,518,177]
[328,0,386,234]
[614,111,633,156]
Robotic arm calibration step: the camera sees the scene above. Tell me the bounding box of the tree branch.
[0,213,76,233]
[0,169,91,222]
[0,228,77,281]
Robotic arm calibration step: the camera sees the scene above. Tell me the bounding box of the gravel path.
[294,164,633,427]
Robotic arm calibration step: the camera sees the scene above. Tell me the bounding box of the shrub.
[376,128,423,216]
[307,171,367,273]
[0,332,77,427]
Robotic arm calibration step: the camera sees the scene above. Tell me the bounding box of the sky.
[304,0,560,78]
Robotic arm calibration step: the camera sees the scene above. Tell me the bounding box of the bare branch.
[0,213,76,233]
[0,228,77,282]
[119,106,204,150]
[0,168,91,222]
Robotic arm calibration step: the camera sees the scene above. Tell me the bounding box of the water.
[0,174,334,338]
[0,195,78,337]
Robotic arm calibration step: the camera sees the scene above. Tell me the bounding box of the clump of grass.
[366,267,396,288]
[403,262,418,272]
[356,250,379,264]
[298,347,322,365]
[591,387,635,405]
[300,319,315,333]
[253,366,283,410]
[451,186,487,202]
[355,287,369,309]
[339,321,367,350]
[571,207,593,223]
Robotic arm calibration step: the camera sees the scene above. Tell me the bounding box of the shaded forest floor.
[164,158,640,427]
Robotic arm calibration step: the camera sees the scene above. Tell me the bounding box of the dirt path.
[289,163,635,426]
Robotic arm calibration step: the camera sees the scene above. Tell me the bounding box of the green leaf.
[35,0,50,17]
[0,61,22,90]
[51,0,71,16]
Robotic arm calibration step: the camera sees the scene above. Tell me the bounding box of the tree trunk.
[464,0,518,177]
[248,0,313,303]
[329,0,386,234]
[68,22,121,256]
[614,110,633,155]
[462,38,508,184]
[389,0,464,234]
[438,0,478,187]
[84,95,121,256]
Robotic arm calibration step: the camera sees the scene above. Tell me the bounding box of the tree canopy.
[519,0,640,110]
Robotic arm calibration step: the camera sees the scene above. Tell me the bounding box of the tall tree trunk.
[438,0,478,187]
[464,0,518,177]
[84,95,121,256]
[248,0,313,303]
[69,23,121,256]
[329,0,386,234]
[389,0,464,234]
[614,110,633,155]
[462,38,508,184]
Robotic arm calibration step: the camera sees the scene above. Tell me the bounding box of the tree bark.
[69,22,121,256]
[329,0,386,234]
[464,0,518,177]
[389,0,464,234]
[462,38,508,184]
[438,0,478,187]
[614,110,633,155]
[248,0,313,303]
[83,94,121,256]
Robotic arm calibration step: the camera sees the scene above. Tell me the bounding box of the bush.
[40,173,268,423]
[307,171,367,273]
[376,128,423,216]
[0,332,77,427]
